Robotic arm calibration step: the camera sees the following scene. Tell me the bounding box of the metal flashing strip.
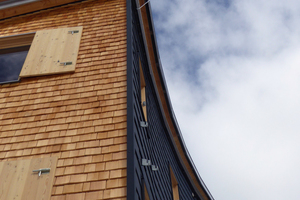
[126,0,135,200]
[0,79,20,85]
[0,32,35,50]
[0,0,40,10]
[0,31,36,39]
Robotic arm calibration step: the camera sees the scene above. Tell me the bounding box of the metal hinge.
[140,121,148,127]
[60,62,72,66]
[142,159,151,166]
[68,30,79,35]
[32,168,51,177]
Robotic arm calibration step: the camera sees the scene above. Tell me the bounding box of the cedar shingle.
[69,174,87,183]
[103,187,126,199]
[55,186,64,195]
[65,165,85,175]
[87,172,99,181]
[90,180,106,190]
[107,177,126,189]
[110,169,127,179]
[56,175,71,185]
[65,193,84,200]
[105,159,126,170]
[85,191,103,200]
[51,195,66,200]
[84,163,97,172]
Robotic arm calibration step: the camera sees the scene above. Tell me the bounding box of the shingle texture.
[0,0,127,199]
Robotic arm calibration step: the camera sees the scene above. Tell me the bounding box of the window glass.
[0,45,30,84]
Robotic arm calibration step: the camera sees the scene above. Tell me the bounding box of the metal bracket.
[68,30,79,35]
[151,165,158,171]
[32,168,50,177]
[140,121,148,127]
[142,159,151,166]
[60,62,72,66]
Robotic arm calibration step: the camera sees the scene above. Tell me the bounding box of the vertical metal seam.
[126,0,135,199]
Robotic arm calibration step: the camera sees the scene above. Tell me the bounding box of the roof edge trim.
[0,0,40,10]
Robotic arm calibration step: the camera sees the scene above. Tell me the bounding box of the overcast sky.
[151,0,300,199]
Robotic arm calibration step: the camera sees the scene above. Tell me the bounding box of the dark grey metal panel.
[130,0,204,199]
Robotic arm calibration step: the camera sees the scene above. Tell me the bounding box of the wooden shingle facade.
[0,0,213,200]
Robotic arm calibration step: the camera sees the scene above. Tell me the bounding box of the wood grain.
[0,157,57,200]
[170,166,180,200]
[140,59,147,121]
[20,26,83,78]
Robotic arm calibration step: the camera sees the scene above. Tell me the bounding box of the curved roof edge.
[137,1,214,199]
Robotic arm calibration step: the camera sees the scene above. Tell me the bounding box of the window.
[0,46,30,84]
[0,32,34,84]
[0,26,83,84]
[170,166,180,200]
[140,58,147,121]
[0,157,57,200]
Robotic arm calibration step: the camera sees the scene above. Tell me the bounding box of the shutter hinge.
[60,62,72,66]
[32,168,51,177]
[68,30,79,35]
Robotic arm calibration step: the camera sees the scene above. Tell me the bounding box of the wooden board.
[170,167,180,200]
[144,184,150,200]
[0,157,57,200]
[140,59,147,121]
[20,26,83,78]
[141,87,147,121]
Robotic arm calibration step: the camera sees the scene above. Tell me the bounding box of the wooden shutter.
[170,167,180,200]
[20,26,83,77]
[144,184,150,200]
[140,58,147,121]
[0,157,57,200]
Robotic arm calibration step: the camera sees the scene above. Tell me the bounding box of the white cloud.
[151,0,300,199]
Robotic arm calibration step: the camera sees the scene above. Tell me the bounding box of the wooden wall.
[0,0,127,199]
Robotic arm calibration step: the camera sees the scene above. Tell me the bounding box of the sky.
[150,0,300,199]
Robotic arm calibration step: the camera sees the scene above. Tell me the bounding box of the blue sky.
[151,0,300,199]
